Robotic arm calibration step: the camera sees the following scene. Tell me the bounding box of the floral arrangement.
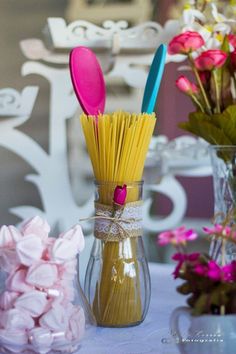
[0,216,85,353]
[168,0,236,146]
[157,216,236,316]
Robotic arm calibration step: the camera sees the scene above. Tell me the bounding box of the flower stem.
[220,304,225,315]
[212,70,221,113]
[189,55,212,115]
[190,94,205,112]
[221,238,226,266]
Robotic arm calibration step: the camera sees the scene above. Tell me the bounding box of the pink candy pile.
[0,216,86,353]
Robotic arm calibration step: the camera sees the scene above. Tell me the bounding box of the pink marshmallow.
[1,308,34,330]
[16,234,44,266]
[6,269,33,293]
[0,329,28,350]
[51,225,84,264]
[59,224,85,253]
[0,248,21,273]
[39,304,68,331]
[58,259,77,280]
[51,332,71,351]
[26,262,58,288]
[0,291,19,310]
[15,290,48,317]
[66,305,85,342]
[0,225,21,248]
[21,216,50,242]
[28,327,53,350]
[51,239,75,263]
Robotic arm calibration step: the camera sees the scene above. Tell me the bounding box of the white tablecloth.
[79,263,185,354]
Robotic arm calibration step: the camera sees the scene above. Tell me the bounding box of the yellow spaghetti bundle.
[81,111,156,327]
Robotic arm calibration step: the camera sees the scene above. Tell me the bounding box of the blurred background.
[0,0,213,263]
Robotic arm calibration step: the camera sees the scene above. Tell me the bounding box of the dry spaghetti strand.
[81,111,156,326]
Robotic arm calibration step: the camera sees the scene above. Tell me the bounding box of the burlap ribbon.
[80,200,143,242]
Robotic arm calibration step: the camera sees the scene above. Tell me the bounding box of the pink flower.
[194,263,208,276]
[228,34,236,48]
[203,224,232,237]
[172,252,200,278]
[195,50,228,71]
[157,226,198,246]
[230,50,236,69]
[199,71,211,85]
[176,76,199,95]
[194,260,236,283]
[168,31,205,55]
[222,261,236,282]
[207,260,221,281]
[113,184,127,205]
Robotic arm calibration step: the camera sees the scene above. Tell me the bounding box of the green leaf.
[223,105,236,121]
[221,35,230,53]
[179,110,234,146]
[211,113,236,144]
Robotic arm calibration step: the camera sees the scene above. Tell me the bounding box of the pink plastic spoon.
[69,46,106,115]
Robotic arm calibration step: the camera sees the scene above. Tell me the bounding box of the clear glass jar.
[209,145,236,261]
[84,181,151,328]
[0,253,93,353]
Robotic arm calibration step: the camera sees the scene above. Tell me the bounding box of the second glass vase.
[209,145,236,261]
[84,181,151,328]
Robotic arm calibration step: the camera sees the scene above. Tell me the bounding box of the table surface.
[79,263,185,354]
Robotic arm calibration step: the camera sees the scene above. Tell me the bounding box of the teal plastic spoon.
[141,44,167,113]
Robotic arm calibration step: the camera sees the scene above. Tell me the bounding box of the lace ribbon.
[80,200,143,242]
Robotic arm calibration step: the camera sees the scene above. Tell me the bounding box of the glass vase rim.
[94,180,144,187]
[208,145,236,151]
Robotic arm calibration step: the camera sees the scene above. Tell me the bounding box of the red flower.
[199,71,211,85]
[195,50,228,71]
[168,31,204,55]
[113,184,127,205]
[228,34,236,49]
[231,50,236,69]
[176,76,199,95]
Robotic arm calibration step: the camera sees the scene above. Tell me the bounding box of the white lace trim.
[94,201,142,241]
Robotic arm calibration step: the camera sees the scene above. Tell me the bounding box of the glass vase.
[209,145,236,261]
[84,181,151,328]
[0,252,93,354]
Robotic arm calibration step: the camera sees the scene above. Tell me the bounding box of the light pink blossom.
[176,76,199,95]
[157,226,198,246]
[203,224,233,237]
